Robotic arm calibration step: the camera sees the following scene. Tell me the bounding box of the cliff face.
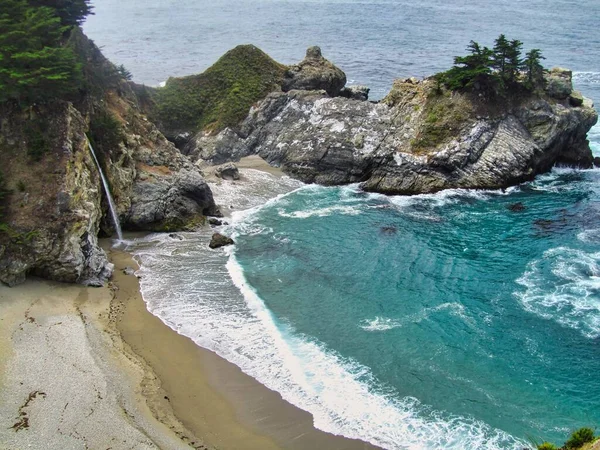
[192,71,597,195]
[0,103,112,286]
[0,29,218,286]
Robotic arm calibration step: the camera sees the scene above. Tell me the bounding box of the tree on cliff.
[29,0,93,27]
[523,49,545,89]
[443,41,498,92]
[0,0,87,104]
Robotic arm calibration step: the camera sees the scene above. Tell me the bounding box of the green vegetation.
[154,45,286,134]
[536,427,598,450]
[89,108,124,155]
[412,89,472,151]
[565,428,596,449]
[0,0,94,105]
[537,443,558,450]
[23,118,50,160]
[442,35,545,95]
[29,0,92,26]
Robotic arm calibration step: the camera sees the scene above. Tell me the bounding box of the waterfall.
[86,137,123,241]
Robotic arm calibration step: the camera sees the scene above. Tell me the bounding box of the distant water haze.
[84,0,600,99]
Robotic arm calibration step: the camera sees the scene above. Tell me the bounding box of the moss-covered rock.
[154,45,286,138]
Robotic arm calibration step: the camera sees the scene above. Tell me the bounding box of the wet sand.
[111,246,377,450]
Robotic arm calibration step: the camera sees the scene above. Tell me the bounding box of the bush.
[23,119,49,161]
[537,443,558,450]
[565,427,595,449]
[89,109,124,155]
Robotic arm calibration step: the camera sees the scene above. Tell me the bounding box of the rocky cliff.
[0,29,218,286]
[184,49,596,195]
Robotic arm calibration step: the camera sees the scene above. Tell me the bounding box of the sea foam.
[516,247,600,339]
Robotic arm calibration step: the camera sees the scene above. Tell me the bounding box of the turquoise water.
[92,0,600,446]
[229,167,600,447]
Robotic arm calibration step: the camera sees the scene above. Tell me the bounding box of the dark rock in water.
[123,266,136,275]
[209,233,235,249]
[508,202,526,212]
[215,162,240,180]
[380,226,397,235]
[594,157,600,168]
[168,233,184,240]
[340,85,370,101]
[208,217,223,226]
[282,46,347,97]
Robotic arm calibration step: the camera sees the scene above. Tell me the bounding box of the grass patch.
[411,88,473,152]
[154,45,286,135]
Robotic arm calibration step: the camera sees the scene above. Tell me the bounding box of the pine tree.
[492,34,511,80]
[505,39,523,84]
[523,49,545,89]
[29,0,93,26]
[444,41,497,91]
[0,0,82,104]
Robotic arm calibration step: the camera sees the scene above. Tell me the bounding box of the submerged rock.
[282,46,347,97]
[508,202,526,212]
[209,233,234,249]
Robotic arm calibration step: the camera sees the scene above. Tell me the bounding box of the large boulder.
[544,67,573,100]
[282,46,347,97]
[209,233,234,249]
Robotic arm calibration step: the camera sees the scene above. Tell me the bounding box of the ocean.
[84,1,600,448]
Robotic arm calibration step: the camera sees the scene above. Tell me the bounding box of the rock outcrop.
[209,233,234,249]
[282,46,347,97]
[194,71,597,195]
[0,103,113,286]
[0,29,218,286]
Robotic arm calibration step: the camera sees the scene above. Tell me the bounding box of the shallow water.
[91,0,600,447]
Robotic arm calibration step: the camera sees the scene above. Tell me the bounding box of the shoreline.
[111,246,377,450]
[0,156,378,450]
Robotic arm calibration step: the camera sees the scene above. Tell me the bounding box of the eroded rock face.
[0,31,219,286]
[545,67,573,100]
[282,46,347,97]
[0,103,113,286]
[195,76,597,195]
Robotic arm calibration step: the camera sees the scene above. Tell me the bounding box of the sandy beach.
[0,156,377,450]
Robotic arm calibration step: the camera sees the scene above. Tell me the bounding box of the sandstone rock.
[340,85,370,101]
[215,162,240,180]
[544,67,573,99]
[569,90,584,107]
[282,46,347,97]
[209,233,234,249]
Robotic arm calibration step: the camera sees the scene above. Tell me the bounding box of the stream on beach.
[86,0,600,447]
